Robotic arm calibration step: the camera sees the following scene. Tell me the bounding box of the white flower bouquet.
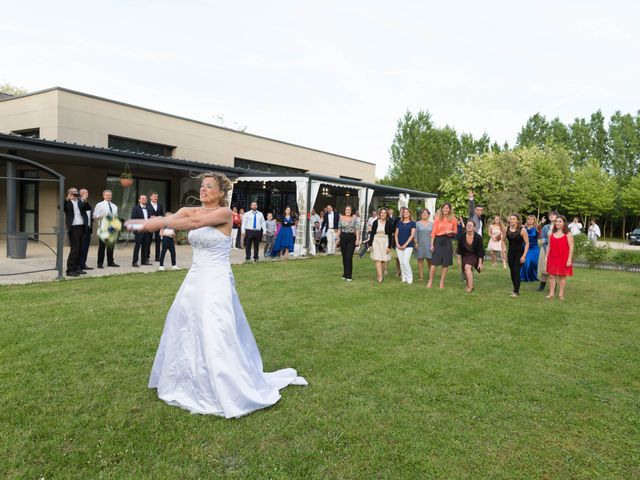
[97,214,122,246]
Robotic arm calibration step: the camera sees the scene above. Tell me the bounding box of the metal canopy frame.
[1,153,66,279]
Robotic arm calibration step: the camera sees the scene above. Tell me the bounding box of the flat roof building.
[0,87,435,262]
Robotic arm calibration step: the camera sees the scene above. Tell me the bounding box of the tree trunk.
[622,215,626,240]
[603,216,608,239]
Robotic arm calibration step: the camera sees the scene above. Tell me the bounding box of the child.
[159,212,179,271]
[264,212,276,258]
[313,221,323,253]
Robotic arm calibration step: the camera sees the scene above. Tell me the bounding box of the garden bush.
[611,250,640,266]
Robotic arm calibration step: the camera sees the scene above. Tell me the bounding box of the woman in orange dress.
[428,202,458,289]
[545,215,574,300]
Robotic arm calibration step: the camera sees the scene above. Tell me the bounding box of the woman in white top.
[587,219,601,245]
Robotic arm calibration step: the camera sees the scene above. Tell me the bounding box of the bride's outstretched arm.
[127,207,231,232]
[166,207,231,230]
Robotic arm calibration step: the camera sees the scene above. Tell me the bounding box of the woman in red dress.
[545,215,574,300]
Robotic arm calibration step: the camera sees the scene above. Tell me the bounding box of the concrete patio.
[0,238,267,285]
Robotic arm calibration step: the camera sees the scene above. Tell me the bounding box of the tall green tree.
[589,110,609,167]
[565,160,616,224]
[548,117,571,146]
[519,145,571,218]
[619,176,640,230]
[608,111,640,183]
[516,113,550,148]
[386,110,462,193]
[569,117,591,168]
[439,149,530,217]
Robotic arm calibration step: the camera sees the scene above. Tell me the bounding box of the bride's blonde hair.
[197,172,233,207]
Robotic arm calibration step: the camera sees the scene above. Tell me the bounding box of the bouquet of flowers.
[97,214,122,246]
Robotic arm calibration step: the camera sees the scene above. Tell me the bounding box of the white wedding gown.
[148,226,307,417]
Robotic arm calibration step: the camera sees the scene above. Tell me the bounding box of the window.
[12,128,40,138]
[106,175,171,240]
[234,158,306,174]
[108,135,174,157]
[20,170,39,237]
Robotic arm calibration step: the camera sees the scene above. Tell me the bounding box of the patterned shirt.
[338,216,361,234]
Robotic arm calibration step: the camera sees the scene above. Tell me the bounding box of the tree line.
[383,110,640,238]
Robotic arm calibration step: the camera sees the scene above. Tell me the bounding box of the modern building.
[0,87,436,259]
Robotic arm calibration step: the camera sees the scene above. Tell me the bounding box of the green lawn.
[1,257,639,479]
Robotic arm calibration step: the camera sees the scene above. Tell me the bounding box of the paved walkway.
[0,239,269,285]
[597,240,640,250]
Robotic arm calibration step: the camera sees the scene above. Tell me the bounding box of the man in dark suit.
[146,191,165,262]
[387,207,401,276]
[63,187,89,277]
[131,194,152,267]
[321,204,340,255]
[78,188,93,270]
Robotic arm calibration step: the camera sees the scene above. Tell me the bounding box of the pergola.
[232,173,437,256]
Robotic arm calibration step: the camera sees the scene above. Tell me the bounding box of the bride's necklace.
[202,205,221,210]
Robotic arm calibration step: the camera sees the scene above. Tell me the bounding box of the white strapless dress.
[148,226,307,417]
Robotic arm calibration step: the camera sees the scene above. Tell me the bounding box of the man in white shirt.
[569,217,583,236]
[321,205,339,255]
[92,189,120,268]
[367,210,378,233]
[242,202,266,262]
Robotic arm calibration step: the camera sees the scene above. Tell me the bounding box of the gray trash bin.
[8,232,29,259]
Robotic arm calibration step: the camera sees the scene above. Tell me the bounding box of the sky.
[2,0,639,177]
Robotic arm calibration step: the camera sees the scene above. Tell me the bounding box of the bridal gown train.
[148,226,307,418]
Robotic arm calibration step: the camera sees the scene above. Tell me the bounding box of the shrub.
[572,233,590,257]
[584,243,610,267]
[611,250,640,266]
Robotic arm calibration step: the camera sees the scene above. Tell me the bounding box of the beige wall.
[0,90,59,140]
[0,88,376,182]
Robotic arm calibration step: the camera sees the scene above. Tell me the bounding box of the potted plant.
[120,169,133,187]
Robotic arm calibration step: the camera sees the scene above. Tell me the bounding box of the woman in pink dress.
[545,215,574,301]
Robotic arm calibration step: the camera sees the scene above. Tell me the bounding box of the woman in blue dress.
[272,206,296,259]
[520,214,539,282]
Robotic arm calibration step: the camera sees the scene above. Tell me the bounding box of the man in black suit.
[63,187,89,277]
[387,207,401,277]
[131,194,152,267]
[321,205,340,255]
[146,191,165,262]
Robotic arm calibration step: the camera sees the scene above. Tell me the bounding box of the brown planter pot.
[120,178,133,188]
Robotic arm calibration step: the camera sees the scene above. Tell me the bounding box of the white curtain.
[424,197,437,216]
[308,181,322,255]
[357,187,375,237]
[294,179,309,256]
[398,193,410,210]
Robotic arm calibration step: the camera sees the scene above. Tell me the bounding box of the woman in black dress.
[505,214,529,297]
[456,220,484,292]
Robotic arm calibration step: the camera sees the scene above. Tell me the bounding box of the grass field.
[1,256,639,479]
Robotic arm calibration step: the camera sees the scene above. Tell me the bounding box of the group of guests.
[231,203,298,261]
[130,192,179,270]
[63,187,121,276]
[354,191,577,299]
[63,188,179,276]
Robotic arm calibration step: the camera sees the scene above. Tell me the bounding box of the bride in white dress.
[126,172,306,418]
